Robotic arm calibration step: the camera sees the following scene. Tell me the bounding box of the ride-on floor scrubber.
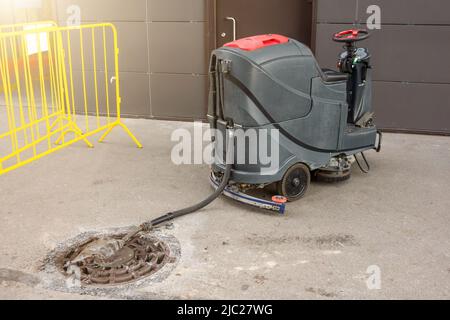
[209,29,382,213]
[152,28,382,225]
[68,30,383,264]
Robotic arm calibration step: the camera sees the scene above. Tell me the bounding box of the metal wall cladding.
[316,23,450,84]
[0,0,208,120]
[148,0,206,22]
[317,0,450,25]
[357,0,450,25]
[150,73,207,120]
[56,0,147,22]
[315,0,450,134]
[79,0,206,120]
[3,0,448,131]
[316,0,358,23]
[148,22,206,75]
[373,82,450,134]
[147,0,208,120]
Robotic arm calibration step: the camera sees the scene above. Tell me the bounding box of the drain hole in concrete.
[57,233,173,286]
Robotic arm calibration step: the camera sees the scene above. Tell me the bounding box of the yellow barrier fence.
[0,21,58,33]
[0,21,57,96]
[0,22,142,176]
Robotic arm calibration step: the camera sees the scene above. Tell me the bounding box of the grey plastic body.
[208,38,377,185]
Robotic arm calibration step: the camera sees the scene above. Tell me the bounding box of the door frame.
[206,0,318,56]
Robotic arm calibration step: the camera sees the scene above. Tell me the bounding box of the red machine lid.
[224,34,289,51]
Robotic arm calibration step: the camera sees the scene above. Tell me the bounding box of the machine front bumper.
[210,172,286,214]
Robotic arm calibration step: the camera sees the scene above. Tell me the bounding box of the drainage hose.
[77,129,235,259]
[143,129,236,229]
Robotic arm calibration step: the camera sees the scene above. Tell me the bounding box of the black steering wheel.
[333,29,370,43]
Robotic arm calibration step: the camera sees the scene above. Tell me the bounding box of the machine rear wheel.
[277,163,311,202]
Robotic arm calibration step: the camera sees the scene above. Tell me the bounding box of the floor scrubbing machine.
[209,29,382,213]
[67,30,383,264]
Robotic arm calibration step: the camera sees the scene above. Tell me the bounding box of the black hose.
[145,129,235,228]
[92,129,234,253]
[149,162,233,227]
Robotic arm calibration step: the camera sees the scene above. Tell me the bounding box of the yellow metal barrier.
[0,21,57,96]
[0,21,58,33]
[0,22,142,176]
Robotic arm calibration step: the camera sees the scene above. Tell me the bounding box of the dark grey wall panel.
[119,72,151,117]
[56,0,146,22]
[316,0,450,133]
[52,0,208,119]
[55,22,147,74]
[358,0,450,25]
[148,0,206,22]
[150,74,207,119]
[147,1,208,119]
[71,70,110,115]
[115,22,149,73]
[315,23,450,84]
[374,81,450,133]
[317,0,450,25]
[70,71,150,117]
[148,22,207,74]
[368,25,450,83]
[316,0,358,23]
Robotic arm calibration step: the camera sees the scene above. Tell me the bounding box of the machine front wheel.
[277,163,311,202]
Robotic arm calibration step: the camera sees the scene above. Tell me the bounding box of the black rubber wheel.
[277,163,311,202]
[315,170,352,183]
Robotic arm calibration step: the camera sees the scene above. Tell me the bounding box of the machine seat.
[321,68,349,82]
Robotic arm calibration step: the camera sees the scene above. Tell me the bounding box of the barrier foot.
[118,122,143,148]
[55,126,94,148]
[98,124,116,143]
[99,122,143,149]
[71,126,94,148]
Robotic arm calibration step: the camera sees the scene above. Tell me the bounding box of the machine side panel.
[215,49,315,126]
[278,102,343,151]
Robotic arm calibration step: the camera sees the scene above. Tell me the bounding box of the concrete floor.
[0,118,449,300]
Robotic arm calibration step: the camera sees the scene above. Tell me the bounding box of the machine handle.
[375,130,383,153]
[225,17,237,41]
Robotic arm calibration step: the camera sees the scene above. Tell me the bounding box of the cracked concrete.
[0,118,449,299]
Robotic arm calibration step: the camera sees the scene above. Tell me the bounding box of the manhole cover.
[57,233,174,286]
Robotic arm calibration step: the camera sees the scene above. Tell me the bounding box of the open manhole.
[56,233,175,287]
